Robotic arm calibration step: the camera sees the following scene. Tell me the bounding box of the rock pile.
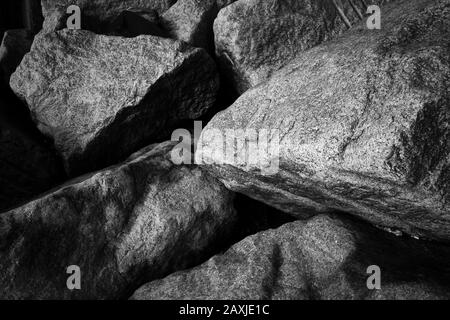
[0,0,448,300]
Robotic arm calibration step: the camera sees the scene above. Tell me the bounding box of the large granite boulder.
[131,214,450,300]
[41,0,176,33]
[0,141,237,299]
[161,0,236,51]
[196,0,450,240]
[10,29,219,175]
[0,29,34,83]
[214,0,394,93]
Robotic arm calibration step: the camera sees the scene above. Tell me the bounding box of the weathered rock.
[0,141,237,299]
[161,0,236,51]
[41,0,177,33]
[11,29,219,175]
[131,214,450,300]
[0,96,64,213]
[196,0,450,240]
[0,29,34,83]
[108,9,169,38]
[214,0,393,93]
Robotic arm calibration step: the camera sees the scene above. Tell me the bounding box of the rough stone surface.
[41,0,177,33]
[214,0,393,93]
[161,0,236,51]
[10,29,219,175]
[197,0,450,240]
[0,29,34,83]
[0,96,64,213]
[0,141,237,299]
[131,214,450,300]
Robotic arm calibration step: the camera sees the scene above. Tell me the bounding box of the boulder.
[10,29,219,175]
[161,0,236,51]
[131,214,450,300]
[0,141,237,299]
[214,0,394,93]
[41,0,177,33]
[196,0,450,240]
[0,29,34,83]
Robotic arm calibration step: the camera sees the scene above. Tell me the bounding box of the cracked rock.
[214,0,394,93]
[131,214,450,300]
[197,0,450,240]
[10,29,219,175]
[0,141,236,299]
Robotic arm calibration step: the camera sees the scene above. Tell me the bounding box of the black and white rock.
[214,0,394,93]
[131,214,450,300]
[161,0,237,51]
[0,141,237,299]
[11,29,219,175]
[197,0,450,240]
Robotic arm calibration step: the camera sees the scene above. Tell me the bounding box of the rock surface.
[161,0,236,51]
[197,0,450,240]
[131,214,450,300]
[0,96,64,213]
[0,29,33,83]
[0,141,236,299]
[11,29,219,175]
[41,0,176,33]
[214,0,393,93]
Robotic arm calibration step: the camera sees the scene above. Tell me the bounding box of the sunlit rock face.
[197,0,450,241]
[11,29,219,175]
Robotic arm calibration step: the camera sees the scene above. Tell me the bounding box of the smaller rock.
[162,0,236,50]
[11,30,219,176]
[214,0,392,93]
[131,214,450,300]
